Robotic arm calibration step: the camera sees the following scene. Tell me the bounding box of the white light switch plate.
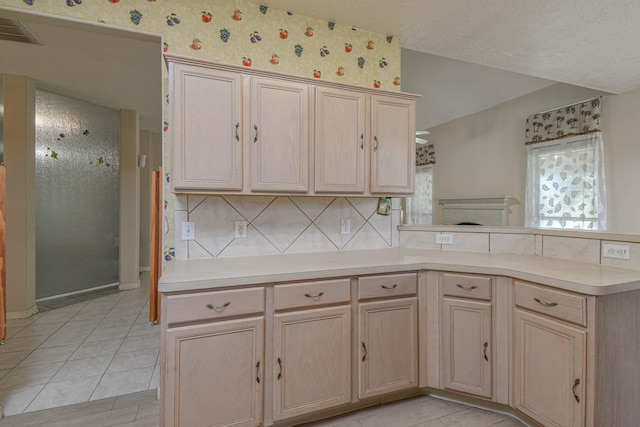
[181,222,195,240]
[235,220,247,239]
[341,219,351,235]
[436,233,454,245]
[602,243,630,259]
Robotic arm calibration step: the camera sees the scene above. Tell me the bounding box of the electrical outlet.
[603,243,630,260]
[235,220,247,239]
[181,222,195,240]
[436,233,454,245]
[341,219,351,235]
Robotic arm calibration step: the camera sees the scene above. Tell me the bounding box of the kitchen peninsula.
[158,247,640,427]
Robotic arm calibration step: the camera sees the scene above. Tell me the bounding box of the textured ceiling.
[255,0,640,94]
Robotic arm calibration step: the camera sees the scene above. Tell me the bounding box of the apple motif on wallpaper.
[344,43,353,53]
[242,57,252,67]
[373,80,381,88]
[202,12,212,23]
[110,0,120,3]
[313,70,321,78]
[279,29,288,39]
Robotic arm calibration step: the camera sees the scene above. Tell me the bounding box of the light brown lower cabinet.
[441,297,492,399]
[358,297,418,398]
[513,309,586,427]
[272,305,351,421]
[163,317,264,427]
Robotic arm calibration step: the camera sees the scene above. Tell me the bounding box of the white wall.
[426,82,636,229]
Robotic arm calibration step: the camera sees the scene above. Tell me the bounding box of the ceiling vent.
[0,18,40,45]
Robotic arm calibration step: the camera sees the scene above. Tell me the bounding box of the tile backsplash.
[174,196,397,259]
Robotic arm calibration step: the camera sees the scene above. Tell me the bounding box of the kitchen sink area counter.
[159,248,640,427]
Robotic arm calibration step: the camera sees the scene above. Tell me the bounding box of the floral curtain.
[525,97,601,144]
[416,143,435,166]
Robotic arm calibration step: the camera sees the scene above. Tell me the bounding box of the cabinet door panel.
[514,309,585,427]
[171,64,242,191]
[359,298,418,398]
[251,78,309,192]
[273,306,351,421]
[441,298,492,398]
[164,317,263,427]
[315,87,366,193]
[370,95,415,194]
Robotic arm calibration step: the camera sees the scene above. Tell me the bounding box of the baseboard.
[139,267,151,272]
[35,282,119,303]
[7,305,39,320]
[119,279,141,290]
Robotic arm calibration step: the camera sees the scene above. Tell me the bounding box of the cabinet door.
[314,87,366,193]
[250,77,309,192]
[441,297,492,398]
[370,95,415,194]
[170,63,242,191]
[359,298,418,399]
[164,317,263,427]
[514,309,586,427]
[273,305,351,421]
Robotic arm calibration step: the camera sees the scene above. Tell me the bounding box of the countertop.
[158,248,640,296]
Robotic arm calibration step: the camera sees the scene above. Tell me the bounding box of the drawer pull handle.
[253,124,258,143]
[572,378,580,403]
[360,133,364,149]
[235,122,240,141]
[534,297,558,307]
[456,284,477,291]
[483,342,489,361]
[381,284,398,290]
[206,301,231,311]
[373,135,379,152]
[304,292,324,300]
[256,361,261,384]
[277,357,283,380]
[361,341,368,362]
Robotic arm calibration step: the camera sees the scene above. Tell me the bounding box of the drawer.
[165,287,264,324]
[514,281,587,326]
[442,273,492,301]
[274,278,350,310]
[358,273,417,300]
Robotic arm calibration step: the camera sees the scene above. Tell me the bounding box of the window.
[405,164,433,224]
[525,132,606,230]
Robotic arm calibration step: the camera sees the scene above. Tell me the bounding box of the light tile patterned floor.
[0,274,159,417]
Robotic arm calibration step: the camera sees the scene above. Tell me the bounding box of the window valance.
[416,143,435,166]
[525,97,601,145]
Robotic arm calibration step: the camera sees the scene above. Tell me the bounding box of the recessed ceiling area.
[0,7,162,131]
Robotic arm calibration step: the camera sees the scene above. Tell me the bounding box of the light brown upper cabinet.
[370,95,416,194]
[170,63,243,192]
[314,87,366,193]
[250,77,310,193]
[166,55,419,196]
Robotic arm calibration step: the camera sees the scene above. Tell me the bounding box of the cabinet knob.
[534,297,558,307]
[572,378,581,403]
[206,301,231,311]
[277,357,283,380]
[304,292,324,300]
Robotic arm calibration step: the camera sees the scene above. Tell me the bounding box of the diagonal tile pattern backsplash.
[174,196,396,259]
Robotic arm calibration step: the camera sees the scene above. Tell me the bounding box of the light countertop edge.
[158,248,640,296]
